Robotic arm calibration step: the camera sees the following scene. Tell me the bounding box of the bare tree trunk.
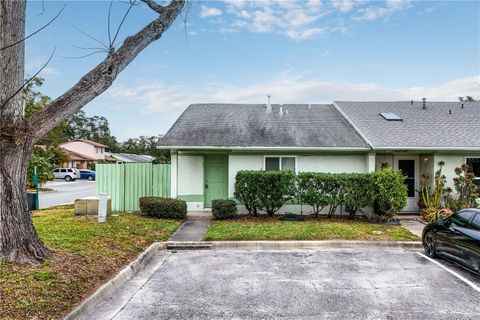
[0,0,50,264]
[0,0,185,264]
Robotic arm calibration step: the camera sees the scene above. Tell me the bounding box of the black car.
[423,208,480,273]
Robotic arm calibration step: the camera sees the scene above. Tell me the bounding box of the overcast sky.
[26,0,480,141]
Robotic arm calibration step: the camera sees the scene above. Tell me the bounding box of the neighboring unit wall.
[297,154,368,173]
[434,154,469,189]
[177,154,204,210]
[228,155,263,197]
[375,154,393,172]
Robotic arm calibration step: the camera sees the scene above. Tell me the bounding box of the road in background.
[39,180,96,209]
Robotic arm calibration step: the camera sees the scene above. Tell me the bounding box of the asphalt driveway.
[39,180,96,209]
[111,249,480,320]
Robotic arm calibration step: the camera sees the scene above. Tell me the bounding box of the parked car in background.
[78,169,96,181]
[423,208,480,273]
[52,168,78,181]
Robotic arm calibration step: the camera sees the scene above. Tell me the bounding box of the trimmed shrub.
[139,196,187,219]
[342,173,376,218]
[298,172,375,218]
[234,170,262,216]
[234,170,296,216]
[297,172,333,217]
[374,168,408,219]
[212,199,238,219]
[256,170,296,216]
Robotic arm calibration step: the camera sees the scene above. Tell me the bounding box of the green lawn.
[204,219,419,241]
[0,206,181,320]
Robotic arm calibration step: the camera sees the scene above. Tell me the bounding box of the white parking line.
[417,252,480,293]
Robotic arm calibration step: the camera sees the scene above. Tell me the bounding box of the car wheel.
[423,231,437,258]
[65,176,72,182]
[88,176,93,181]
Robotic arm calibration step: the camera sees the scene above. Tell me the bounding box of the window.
[466,157,480,177]
[449,210,476,227]
[379,112,402,121]
[471,214,480,230]
[60,169,66,173]
[264,156,296,172]
[53,169,59,173]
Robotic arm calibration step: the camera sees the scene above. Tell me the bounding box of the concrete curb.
[210,240,423,250]
[64,242,167,320]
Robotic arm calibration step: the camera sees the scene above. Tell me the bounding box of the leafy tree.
[0,0,186,264]
[119,135,169,162]
[458,96,478,102]
[67,110,119,150]
[23,77,69,146]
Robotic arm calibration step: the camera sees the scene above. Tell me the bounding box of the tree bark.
[0,0,185,264]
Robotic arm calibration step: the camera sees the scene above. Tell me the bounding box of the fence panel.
[95,163,125,211]
[153,164,171,197]
[95,163,171,211]
[124,163,153,211]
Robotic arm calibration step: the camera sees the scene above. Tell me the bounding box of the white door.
[394,155,419,212]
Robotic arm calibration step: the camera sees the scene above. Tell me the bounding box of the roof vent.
[410,100,413,105]
[461,103,464,109]
[422,98,427,110]
[380,112,402,121]
[266,95,272,112]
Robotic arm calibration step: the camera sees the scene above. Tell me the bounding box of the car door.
[59,169,67,179]
[462,213,480,272]
[441,210,476,264]
[53,169,60,179]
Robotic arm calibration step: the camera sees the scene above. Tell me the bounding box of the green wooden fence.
[95,163,171,211]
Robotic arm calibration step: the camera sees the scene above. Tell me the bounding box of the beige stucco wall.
[228,155,263,197]
[60,141,105,160]
[433,154,470,189]
[297,154,368,173]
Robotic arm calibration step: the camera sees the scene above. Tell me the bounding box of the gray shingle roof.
[334,101,480,149]
[159,104,369,148]
[108,153,155,163]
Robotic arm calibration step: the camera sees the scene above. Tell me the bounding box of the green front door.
[204,156,228,208]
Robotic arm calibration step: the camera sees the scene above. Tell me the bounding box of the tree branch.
[28,0,186,141]
[0,4,65,51]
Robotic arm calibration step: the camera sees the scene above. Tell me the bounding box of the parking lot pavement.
[39,180,96,209]
[111,249,480,320]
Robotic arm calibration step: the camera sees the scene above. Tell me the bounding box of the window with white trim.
[466,157,480,177]
[264,156,296,172]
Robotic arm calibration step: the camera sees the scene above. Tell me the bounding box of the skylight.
[379,112,402,121]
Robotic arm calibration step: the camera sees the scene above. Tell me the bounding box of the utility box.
[74,196,112,216]
[26,192,38,211]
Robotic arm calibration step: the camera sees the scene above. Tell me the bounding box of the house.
[107,153,156,163]
[59,139,109,169]
[158,101,480,213]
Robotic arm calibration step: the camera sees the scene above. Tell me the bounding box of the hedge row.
[234,168,407,218]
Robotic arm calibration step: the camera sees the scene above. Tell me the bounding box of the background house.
[59,139,109,169]
[158,101,480,213]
